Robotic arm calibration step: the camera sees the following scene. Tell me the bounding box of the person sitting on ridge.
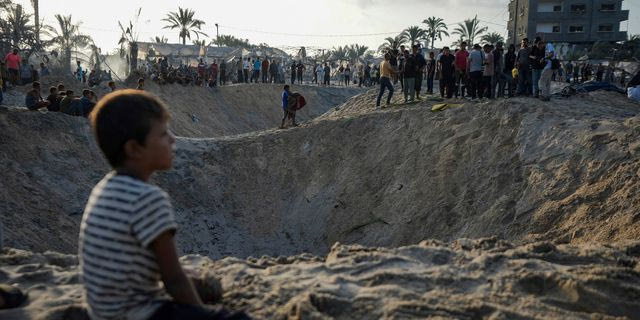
[136,78,145,90]
[24,81,50,110]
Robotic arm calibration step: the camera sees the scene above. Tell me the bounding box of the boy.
[81,90,246,319]
[24,81,50,110]
[280,85,296,128]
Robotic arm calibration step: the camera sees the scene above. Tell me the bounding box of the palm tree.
[480,32,505,45]
[0,4,37,50]
[452,15,487,46]
[162,7,207,45]
[331,46,349,63]
[402,26,427,46]
[210,34,251,48]
[42,14,92,72]
[347,44,369,63]
[377,34,407,54]
[151,35,168,43]
[423,17,449,49]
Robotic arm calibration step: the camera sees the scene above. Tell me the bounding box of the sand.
[2,80,640,319]
[1,238,639,319]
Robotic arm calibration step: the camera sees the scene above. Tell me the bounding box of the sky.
[12,0,640,55]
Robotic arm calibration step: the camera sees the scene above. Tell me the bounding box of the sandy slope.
[2,88,640,259]
[1,238,639,319]
[1,75,363,137]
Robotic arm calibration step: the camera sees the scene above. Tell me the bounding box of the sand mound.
[2,88,640,259]
[2,239,639,319]
[2,75,362,137]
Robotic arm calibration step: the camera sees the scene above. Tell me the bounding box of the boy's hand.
[151,231,203,306]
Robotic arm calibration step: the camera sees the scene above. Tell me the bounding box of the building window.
[570,4,587,12]
[569,25,584,33]
[553,5,562,12]
[598,24,613,32]
[552,26,561,33]
[600,4,615,11]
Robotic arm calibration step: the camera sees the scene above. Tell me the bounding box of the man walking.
[530,39,545,98]
[376,53,395,108]
[323,63,331,86]
[243,57,250,83]
[426,51,436,94]
[482,44,494,99]
[491,42,504,98]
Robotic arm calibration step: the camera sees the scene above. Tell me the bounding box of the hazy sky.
[12,0,640,54]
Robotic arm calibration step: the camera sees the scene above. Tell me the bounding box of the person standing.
[338,64,345,85]
[357,65,364,87]
[376,53,395,108]
[397,45,406,90]
[426,51,436,94]
[344,64,351,86]
[364,63,371,87]
[454,42,469,98]
[243,57,250,83]
[219,59,227,85]
[252,58,261,83]
[237,59,243,83]
[467,44,484,99]
[502,44,517,98]
[269,59,278,83]
[491,43,504,98]
[316,63,325,86]
[323,63,331,86]
[401,50,417,103]
[413,45,426,100]
[539,42,555,102]
[438,47,456,99]
[482,44,494,99]
[515,38,532,96]
[4,49,20,86]
[290,62,296,84]
[261,58,269,83]
[296,61,305,84]
[530,40,545,98]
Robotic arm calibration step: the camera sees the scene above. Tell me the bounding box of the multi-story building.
[507,0,629,47]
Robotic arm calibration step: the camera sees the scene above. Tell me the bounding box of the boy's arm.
[151,231,203,306]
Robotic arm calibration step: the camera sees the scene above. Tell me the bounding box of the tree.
[162,7,207,45]
[210,34,251,48]
[151,35,168,43]
[347,44,369,63]
[480,32,505,45]
[377,34,407,54]
[423,17,449,50]
[331,46,349,63]
[42,14,92,72]
[453,15,487,46]
[0,3,38,52]
[117,8,142,74]
[402,25,427,46]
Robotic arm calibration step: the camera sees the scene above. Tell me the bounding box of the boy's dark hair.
[66,90,74,96]
[90,90,169,168]
[108,81,115,86]
[283,85,290,90]
[50,86,57,93]
[32,81,40,88]
[138,78,144,83]
[83,89,91,96]
[57,84,65,90]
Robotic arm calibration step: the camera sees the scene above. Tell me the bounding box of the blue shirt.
[254,60,261,71]
[282,90,289,109]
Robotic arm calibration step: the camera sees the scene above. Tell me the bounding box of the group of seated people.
[25,80,117,117]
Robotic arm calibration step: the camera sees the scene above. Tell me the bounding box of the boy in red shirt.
[4,49,20,86]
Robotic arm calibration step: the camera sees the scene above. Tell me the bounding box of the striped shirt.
[79,172,177,320]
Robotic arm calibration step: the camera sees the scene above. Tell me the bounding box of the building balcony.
[535,12,563,21]
[538,31,627,43]
[594,10,629,21]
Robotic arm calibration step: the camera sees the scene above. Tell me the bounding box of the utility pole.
[215,23,219,46]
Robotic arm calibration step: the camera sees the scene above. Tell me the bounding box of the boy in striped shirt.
[80,90,246,319]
